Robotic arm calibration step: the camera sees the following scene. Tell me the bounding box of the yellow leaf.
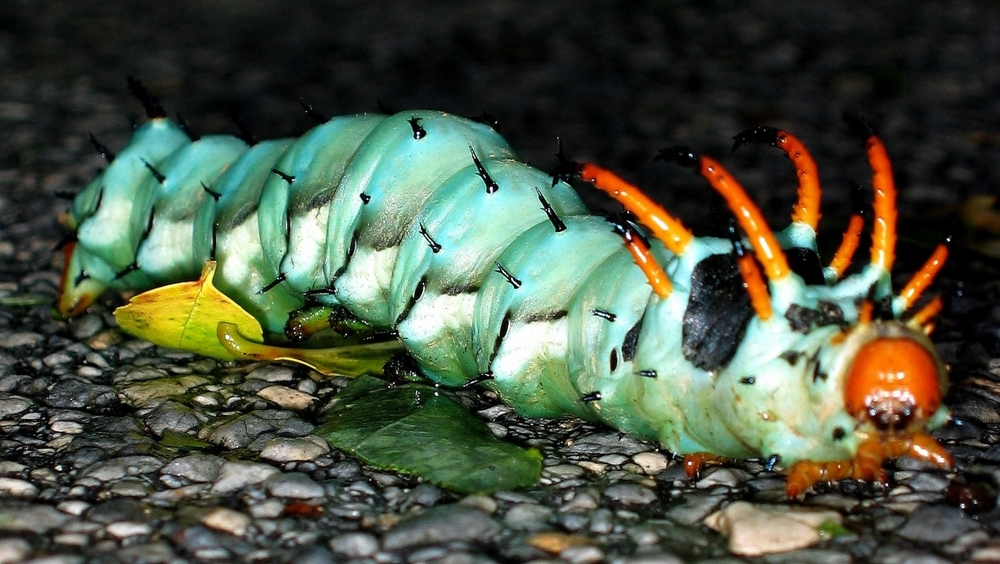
[217,322,402,376]
[114,261,264,360]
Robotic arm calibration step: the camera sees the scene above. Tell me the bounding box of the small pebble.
[50,420,84,434]
[265,472,326,499]
[161,454,224,483]
[200,507,251,537]
[0,504,70,532]
[527,532,594,554]
[632,452,669,475]
[604,483,658,505]
[0,477,38,498]
[105,521,151,539]
[328,532,379,558]
[896,505,982,543]
[247,365,295,382]
[0,395,32,418]
[248,499,285,519]
[504,503,553,531]
[704,501,841,556]
[561,544,605,564]
[257,385,316,410]
[210,461,279,494]
[0,332,44,349]
[382,505,500,550]
[259,436,330,462]
[0,538,31,564]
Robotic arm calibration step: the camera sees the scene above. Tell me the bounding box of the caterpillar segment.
[58,84,952,497]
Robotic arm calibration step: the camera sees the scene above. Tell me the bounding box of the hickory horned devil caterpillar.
[58,80,953,497]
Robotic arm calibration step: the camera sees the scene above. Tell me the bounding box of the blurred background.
[4,0,998,233]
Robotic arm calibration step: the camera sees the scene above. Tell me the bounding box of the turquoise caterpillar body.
[59,99,952,489]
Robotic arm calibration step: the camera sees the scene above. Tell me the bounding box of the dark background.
[5,0,999,231]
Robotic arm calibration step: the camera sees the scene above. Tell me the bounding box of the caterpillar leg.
[285,305,338,342]
[682,453,728,480]
[285,304,373,342]
[785,432,953,498]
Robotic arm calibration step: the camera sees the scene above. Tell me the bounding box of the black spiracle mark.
[580,391,602,402]
[636,369,657,379]
[394,277,426,327]
[360,192,371,204]
[739,376,755,385]
[779,350,802,365]
[622,317,643,362]
[489,312,512,369]
[609,349,619,372]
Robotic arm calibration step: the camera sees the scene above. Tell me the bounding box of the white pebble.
[106,521,152,539]
[0,538,30,563]
[200,507,251,537]
[259,436,330,462]
[210,461,279,494]
[704,501,842,556]
[50,420,84,434]
[0,477,37,498]
[632,452,669,475]
[257,385,316,410]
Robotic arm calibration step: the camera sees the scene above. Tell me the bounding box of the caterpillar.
[58,81,953,497]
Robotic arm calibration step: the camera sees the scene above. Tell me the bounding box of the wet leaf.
[317,376,542,494]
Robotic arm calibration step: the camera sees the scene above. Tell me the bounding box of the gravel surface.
[2,1,1000,562]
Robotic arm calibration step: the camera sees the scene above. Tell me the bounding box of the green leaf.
[316,376,542,494]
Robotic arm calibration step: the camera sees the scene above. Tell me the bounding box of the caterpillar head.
[841,320,945,436]
[581,115,953,483]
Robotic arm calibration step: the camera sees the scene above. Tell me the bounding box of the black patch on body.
[682,253,754,371]
[785,301,847,333]
[786,247,825,285]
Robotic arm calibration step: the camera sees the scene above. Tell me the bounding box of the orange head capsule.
[844,337,942,433]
